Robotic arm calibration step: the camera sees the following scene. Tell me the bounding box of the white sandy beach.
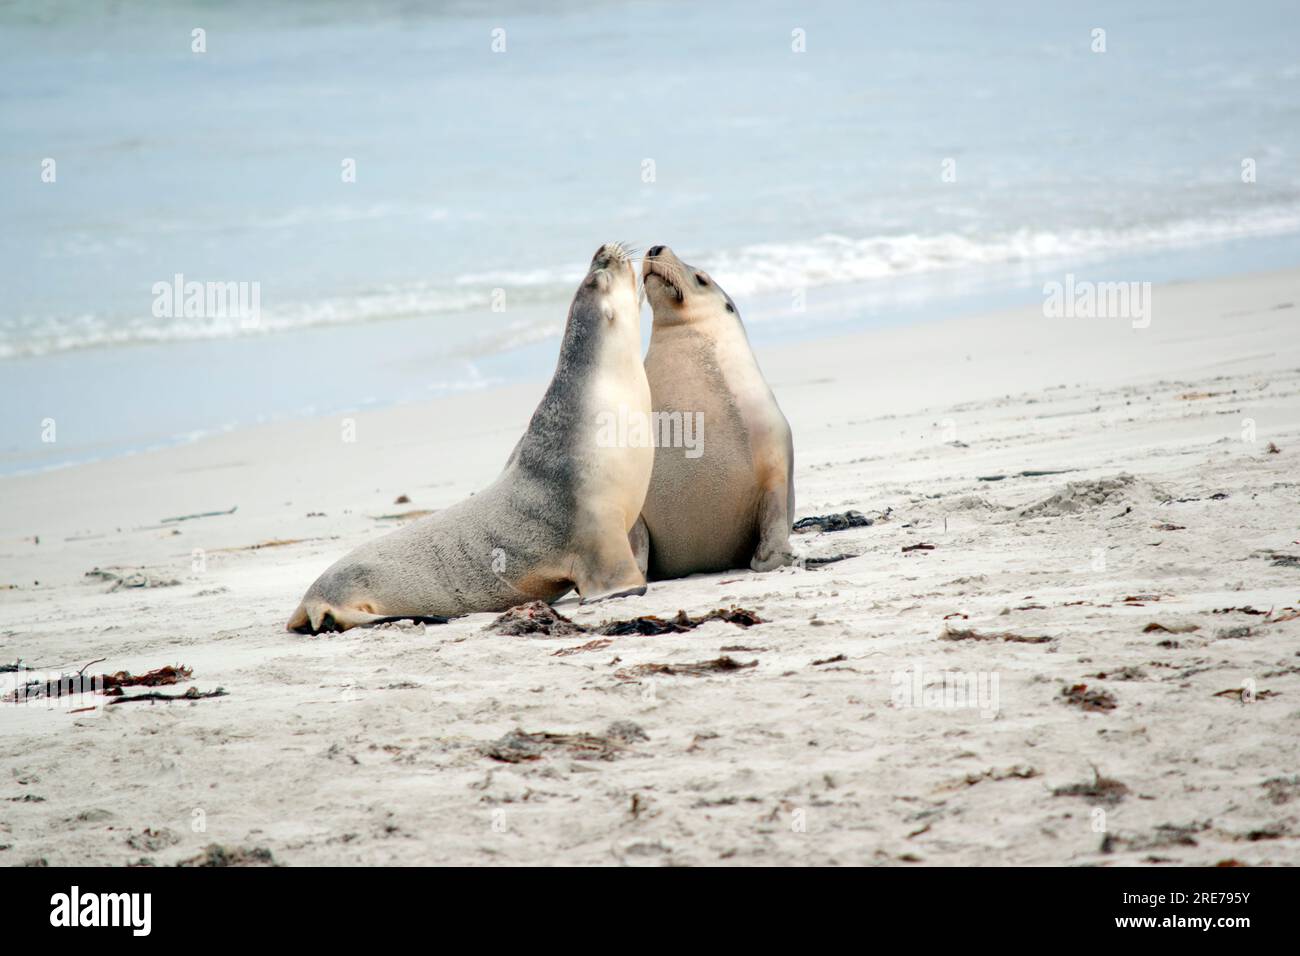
[2,267,1299,866]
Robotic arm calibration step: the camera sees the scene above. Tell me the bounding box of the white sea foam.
[4,206,1299,360]
[705,207,1300,297]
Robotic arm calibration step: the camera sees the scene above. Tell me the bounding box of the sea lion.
[287,242,653,633]
[636,245,795,579]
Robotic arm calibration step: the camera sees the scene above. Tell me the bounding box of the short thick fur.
[287,244,652,632]
[638,246,795,579]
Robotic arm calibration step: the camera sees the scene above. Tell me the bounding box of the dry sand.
[2,267,1299,866]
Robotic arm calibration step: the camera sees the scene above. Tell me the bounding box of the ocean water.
[3,0,1299,473]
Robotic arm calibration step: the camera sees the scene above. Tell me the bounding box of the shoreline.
[7,233,1300,478]
[4,264,1299,585]
[1,265,1298,866]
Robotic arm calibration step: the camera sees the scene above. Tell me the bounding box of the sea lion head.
[571,241,639,324]
[555,241,642,366]
[642,245,739,326]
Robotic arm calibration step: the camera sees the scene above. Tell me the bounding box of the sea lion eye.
[725,302,735,313]
[696,274,708,286]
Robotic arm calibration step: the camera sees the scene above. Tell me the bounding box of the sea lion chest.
[642,323,777,576]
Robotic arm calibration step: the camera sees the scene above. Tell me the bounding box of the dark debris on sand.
[177,844,277,867]
[1101,821,1209,854]
[940,625,1051,644]
[4,663,194,703]
[489,602,763,638]
[551,638,614,657]
[1262,776,1300,805]
[614,656,758,680]
[811,654,847,666]
[975,469,1075,482]
[1085,665,1147,681]
[1052,767,1130,805]
[485,602,587,637]
[102,665,192,695]
[597,607,763,636]
[1212,686,1278,702]
[1143,621,1199,634]
[597,613,696,636]
[793,508,890,535]
[482,721,649,763]
[108,686,228,705]
[126,828,180,853]
[1061,683,1117,712]
[802,552,859,569]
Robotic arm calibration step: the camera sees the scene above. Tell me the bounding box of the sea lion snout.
[643,246,702,311]
[578,242,639,309]
[588,241,634,272]
[643,246,735,319]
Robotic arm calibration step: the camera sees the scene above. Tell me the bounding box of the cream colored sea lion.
[287,243,653,633]
[636,245,795,579]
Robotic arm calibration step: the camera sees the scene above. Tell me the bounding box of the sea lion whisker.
[643,258,689,300]
[604,240,641,263]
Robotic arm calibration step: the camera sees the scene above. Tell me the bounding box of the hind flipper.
[286,599,422,634]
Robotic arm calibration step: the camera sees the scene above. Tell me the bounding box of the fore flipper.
[750,482,795,572]
[575,528,648,603]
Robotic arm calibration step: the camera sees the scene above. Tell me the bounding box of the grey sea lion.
[635,245,795,579]
[287,242,653,633]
